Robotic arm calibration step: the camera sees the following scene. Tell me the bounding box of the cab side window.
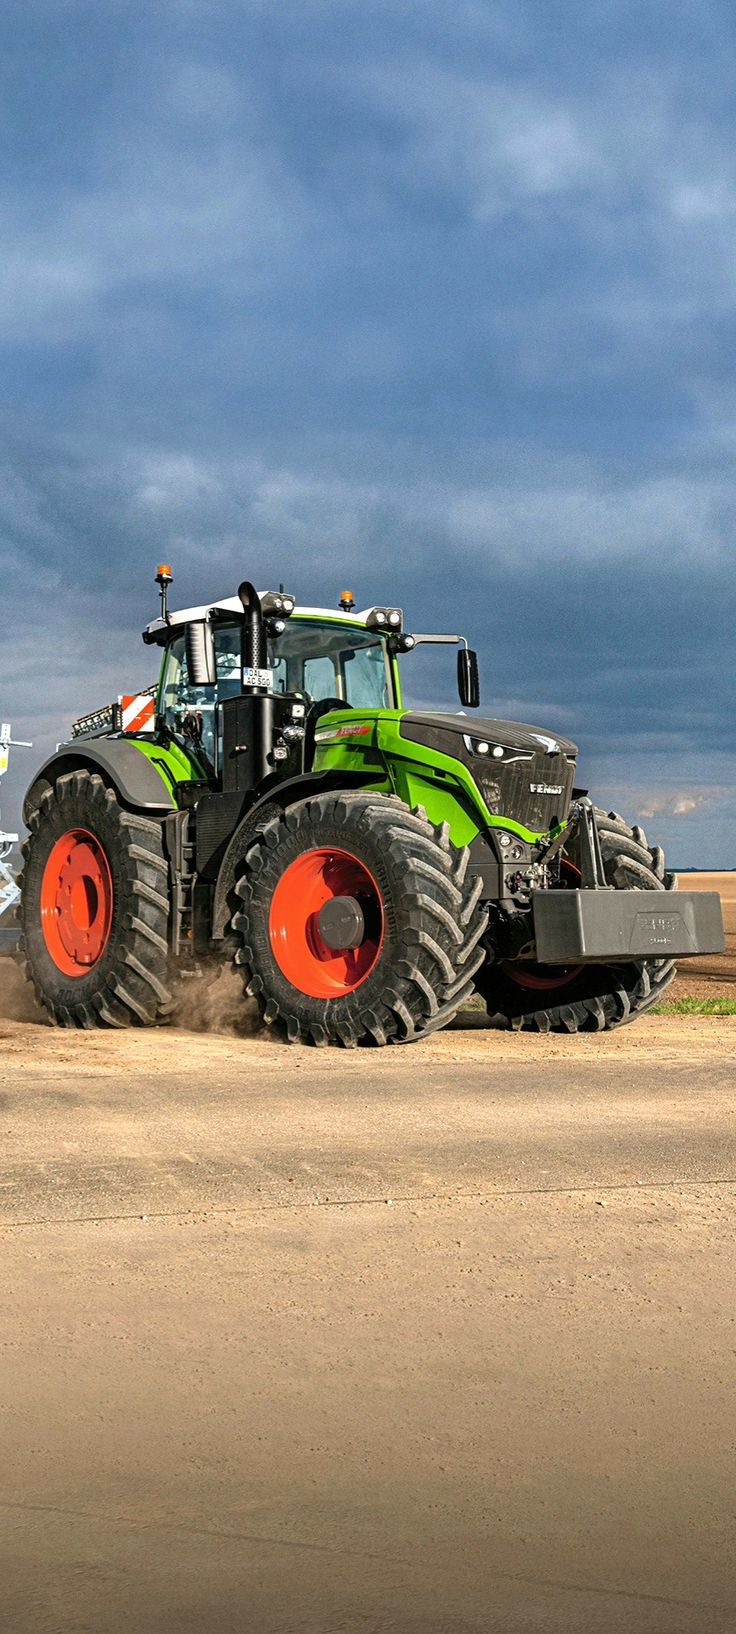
[161,636,217,763]
[162,625,244,769]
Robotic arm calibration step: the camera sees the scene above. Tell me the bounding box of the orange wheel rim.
[502,962,582,992]
[40,828,113,977]
[269,847,384,999]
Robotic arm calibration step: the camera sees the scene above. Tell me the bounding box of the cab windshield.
[160,618,395,765]
[268,619,393,709]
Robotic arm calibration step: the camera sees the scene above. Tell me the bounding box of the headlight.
[464,735,507,759]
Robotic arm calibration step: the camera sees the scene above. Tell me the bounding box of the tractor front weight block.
[532,889,725,965]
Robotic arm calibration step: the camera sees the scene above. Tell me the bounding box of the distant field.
[671,872,736,998]
[677,871,736,928]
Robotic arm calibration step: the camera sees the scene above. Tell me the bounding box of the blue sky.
[1,0,734,863]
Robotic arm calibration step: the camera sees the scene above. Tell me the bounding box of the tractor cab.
[143,571,481,792]
[157,611,399,775]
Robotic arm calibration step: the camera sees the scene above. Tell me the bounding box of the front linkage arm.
[536,797,610,890]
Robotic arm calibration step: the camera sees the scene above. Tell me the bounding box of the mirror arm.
[388,630,480,706]
[408,633,462,646]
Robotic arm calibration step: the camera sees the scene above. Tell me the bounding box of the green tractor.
[17,568,724,1044]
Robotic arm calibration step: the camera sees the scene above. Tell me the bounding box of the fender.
[210,768,386,940]
[23,738,177,825]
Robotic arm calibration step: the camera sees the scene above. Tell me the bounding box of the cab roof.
[143,598,379,644]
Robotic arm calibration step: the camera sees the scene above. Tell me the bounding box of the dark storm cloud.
[0,0,735,862]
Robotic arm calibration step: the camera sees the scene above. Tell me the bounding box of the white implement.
[0,723,32,922]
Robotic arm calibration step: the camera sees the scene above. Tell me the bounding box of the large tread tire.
[230,790,488,1046]
[17,769,173,1028]
[479,806,677,1034]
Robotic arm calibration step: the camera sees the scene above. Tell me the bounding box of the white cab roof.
[144,597,385,639]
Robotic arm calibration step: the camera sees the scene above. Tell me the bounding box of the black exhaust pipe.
[223,580,272,788]
[219,580,305,795]
[238,581,267,688]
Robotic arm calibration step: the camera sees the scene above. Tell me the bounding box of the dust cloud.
[170,963,264,1037]
[0,956,42,1025]
[0,955,263,1035]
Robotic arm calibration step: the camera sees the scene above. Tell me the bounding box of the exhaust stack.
[238,581,269,693]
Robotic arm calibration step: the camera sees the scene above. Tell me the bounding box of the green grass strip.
[653,996,736,1016]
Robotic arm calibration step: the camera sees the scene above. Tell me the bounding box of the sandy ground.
[1,951,736,1633]
[1,873,734,1632]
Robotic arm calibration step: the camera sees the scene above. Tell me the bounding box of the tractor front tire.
[18,769,173,1028]
[231,791,488,1046]
[478,807,677,1033]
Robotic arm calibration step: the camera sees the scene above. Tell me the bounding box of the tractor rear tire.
[478,807,677,1033]
[230,791,488,1046]
[17,769,173,1028]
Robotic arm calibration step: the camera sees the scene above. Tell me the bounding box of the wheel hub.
[316,894,365,950]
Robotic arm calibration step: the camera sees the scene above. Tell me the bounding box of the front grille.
[474,749,575,832]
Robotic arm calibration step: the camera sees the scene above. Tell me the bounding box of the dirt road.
[1,989,736,1634]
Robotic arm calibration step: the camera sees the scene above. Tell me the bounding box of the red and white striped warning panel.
[120,692,156,734]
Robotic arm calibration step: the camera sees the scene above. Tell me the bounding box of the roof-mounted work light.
[261,589,296,618]
[366,606,403,632]
[261,588,295,639]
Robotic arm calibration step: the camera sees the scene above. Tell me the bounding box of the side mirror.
[457,647,480,709]
[185,619,217,687]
